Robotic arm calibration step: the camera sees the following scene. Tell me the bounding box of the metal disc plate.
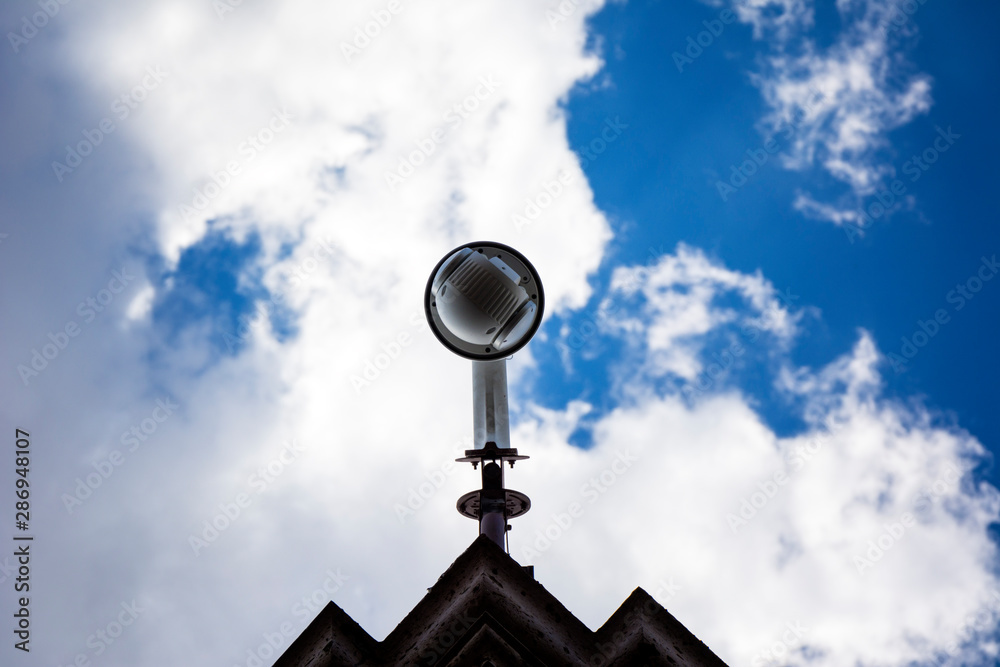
[456,489,531,520]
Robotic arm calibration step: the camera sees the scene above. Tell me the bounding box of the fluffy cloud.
[520,252,1000,666]
[724,0,934,225]
[1,0,612,664]
[597,243,801,382]
[735,0,814,41]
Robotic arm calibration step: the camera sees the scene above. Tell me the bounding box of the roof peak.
[274,535,729,666]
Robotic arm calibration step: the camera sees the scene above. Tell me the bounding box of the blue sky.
[550,0,1000,457]
[2,1,1000,666]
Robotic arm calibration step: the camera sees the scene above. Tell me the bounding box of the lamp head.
[425,241,544,360]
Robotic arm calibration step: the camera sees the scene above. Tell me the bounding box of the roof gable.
[274,535,728,666]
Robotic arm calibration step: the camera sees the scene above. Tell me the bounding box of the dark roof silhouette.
[274,534,729,666]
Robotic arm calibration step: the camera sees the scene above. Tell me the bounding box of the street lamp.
[424,242,544,550]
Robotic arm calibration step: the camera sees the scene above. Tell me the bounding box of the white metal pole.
[472,359,510,449]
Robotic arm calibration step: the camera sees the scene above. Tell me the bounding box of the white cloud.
[734,0,814,41]
[724,0,934,222]
[125,284,156,321]
[792,190,863,227]
[520,258,1000,667]
[3,0,614,664]
[596,242,801,382]
[702,0,813,41]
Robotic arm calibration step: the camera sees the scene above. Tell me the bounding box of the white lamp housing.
[425,242,544,361]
